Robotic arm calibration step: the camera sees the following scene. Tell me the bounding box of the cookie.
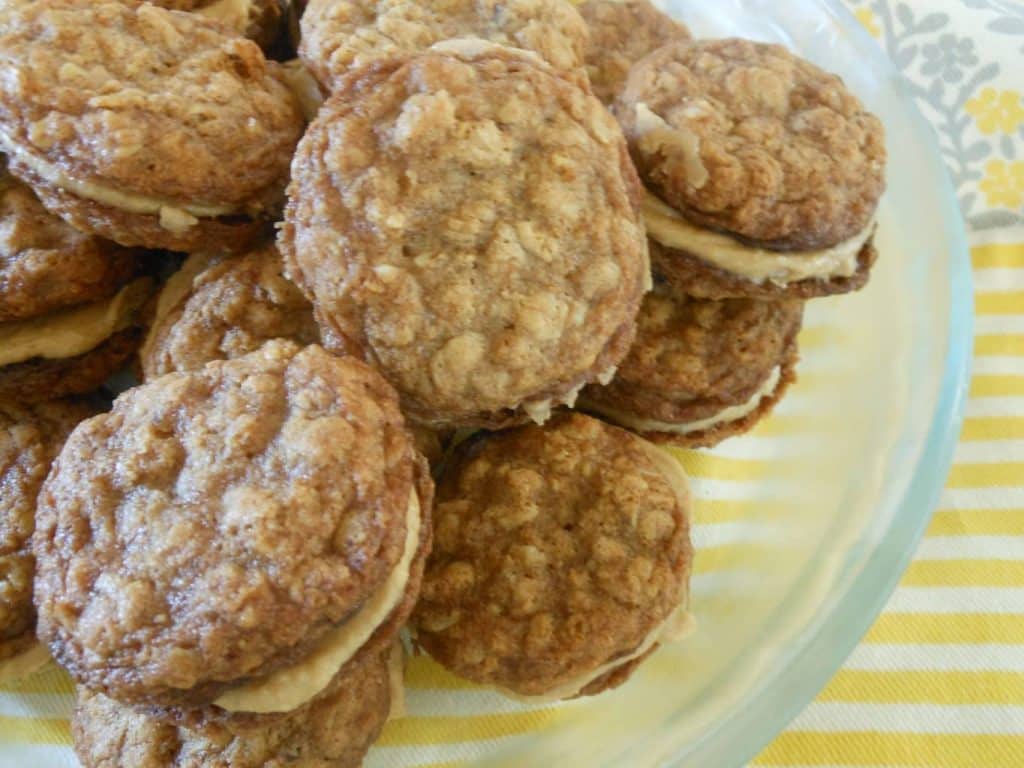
[0,326,146,404]
[34,340,433,710]
[0,0,304,253]
[413,412,694,699]
[617,39,885,298]
[580,282,802,447]
[410,425,449,468]
[123,0,286,51]
[299,0,588,93]
[0,170,150,402]
[72,646,393,768]
[281,42,649,429]
[578,0,690,104]
[140,246,319,380]
[0,172,137,323]
[1,397,99,673]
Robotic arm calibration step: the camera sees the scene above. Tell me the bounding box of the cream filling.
[386,641,407,721]
[139,253,216,364]
[642,191,874,286]
[280,60,325,122]
[0,643,51,683]
[0,131,238,227]
[196,0,252,31]
[0,278,152,367]
[214,491,422,713]
[430,38,547,67]
[591,365,783,436]
[507,441,695,703]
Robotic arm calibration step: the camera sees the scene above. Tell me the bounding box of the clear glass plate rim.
[658,1,975,765]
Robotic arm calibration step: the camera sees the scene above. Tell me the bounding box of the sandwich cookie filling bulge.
[0,644,51,683]
[590,364,784,435]
[0,278,151,367]
[0,132,239,231]
[643,192,874,286]
[214,490,422,714]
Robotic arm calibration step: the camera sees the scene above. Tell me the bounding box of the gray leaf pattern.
[847,0,1024,229]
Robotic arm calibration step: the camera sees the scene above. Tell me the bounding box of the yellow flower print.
[979,160,1024,209]
[965,88,1024,135]
[855,8,881,38]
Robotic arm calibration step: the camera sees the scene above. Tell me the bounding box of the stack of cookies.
[0,0,885,764]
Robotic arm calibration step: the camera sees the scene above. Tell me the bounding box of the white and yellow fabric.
[756,1,1024,766]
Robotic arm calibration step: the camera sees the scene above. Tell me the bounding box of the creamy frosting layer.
[590,365,783,436]
[280,60,325,122]
[642,191,874,286]
[0,131,238,230]
[214,491,422,714]
[509,441,694,703]
[139,253,216,366]
[0,643,51,683]
[0,278,152,367]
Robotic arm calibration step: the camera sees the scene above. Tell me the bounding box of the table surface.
[754,1,1024,766]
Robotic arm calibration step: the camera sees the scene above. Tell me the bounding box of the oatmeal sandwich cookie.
[0,171,151,403]
[1,396,99,682]
[299,0,588,93]
[144,0,287,51]
[578,0,690,104]
[580,282,802,448]
[617,38,886,299]
[140,245,319,380]
[34,340,432,712]
[72,645,395,768]
[413,413,694,700]
[281,42,649,429]
[0,0,304,253]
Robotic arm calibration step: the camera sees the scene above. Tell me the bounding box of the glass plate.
[470,0,972,766]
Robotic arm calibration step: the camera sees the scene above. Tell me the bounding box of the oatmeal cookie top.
[584,282,803,418]
[1,397,98,655]
[618,38,886,249]
[0,173,136,322]
[34,340,419,705]
[141,245,319,380]
[0,0,303,208]
[299,0,588,92]
[414,413,692,694]
[578,0,690,104]
[281,44,647,425]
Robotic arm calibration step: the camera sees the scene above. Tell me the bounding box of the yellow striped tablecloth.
[755,1,1024,766]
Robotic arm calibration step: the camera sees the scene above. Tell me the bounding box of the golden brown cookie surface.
[414,413,692,697]
[299,0,588,92]
[578,0,690,104]
[0,397,98,661]
[0,0,303,251]
[72,648,393,768]
[0,174,137,322]
[141,246,319,380]
[281,44,648,429]
[617,38,886,250]
[34,341,422,707]
[580,281,803,446]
